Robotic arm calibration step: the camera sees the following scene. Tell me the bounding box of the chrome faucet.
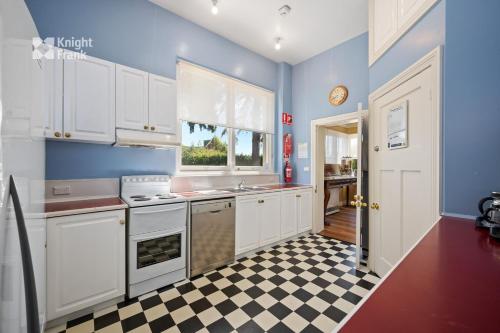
[238,179,245,189]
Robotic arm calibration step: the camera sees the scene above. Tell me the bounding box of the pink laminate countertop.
[339,216,500,333]
[45,197,127,217]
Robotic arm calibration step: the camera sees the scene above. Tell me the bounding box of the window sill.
[175,170,278,177]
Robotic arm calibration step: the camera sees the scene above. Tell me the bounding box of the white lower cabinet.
[297,189,313,233]
[280,191,298,239]
[259,193,282,246]
[236,192,281,255]
[46,210,126,320]
[236,188,313,255]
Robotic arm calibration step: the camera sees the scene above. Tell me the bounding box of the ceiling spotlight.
[211,0,219,15]
[274,37,282,50]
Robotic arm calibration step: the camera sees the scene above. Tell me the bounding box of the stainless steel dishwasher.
[190,198,235,277]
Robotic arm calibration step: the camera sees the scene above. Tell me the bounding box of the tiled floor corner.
[46,234,379,333]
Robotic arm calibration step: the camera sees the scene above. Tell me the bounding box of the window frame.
[176,124,273,174]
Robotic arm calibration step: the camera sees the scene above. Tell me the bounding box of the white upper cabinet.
[148,74,177,134]
[398,0,427,27]
[116,64,149,131]
[369,0,438,66]
[63,52,116,143]
[42,49,63,139]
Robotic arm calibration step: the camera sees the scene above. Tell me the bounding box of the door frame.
[310,110,368,263]
[367,46,442,272]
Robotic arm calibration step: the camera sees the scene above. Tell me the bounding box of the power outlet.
[53,185,71,196]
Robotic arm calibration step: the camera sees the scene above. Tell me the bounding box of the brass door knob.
[64,132,71,138]
[144,125,149,130]
[150,126,156,131]
[54,131,61,138]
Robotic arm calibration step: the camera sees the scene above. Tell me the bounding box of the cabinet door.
[42,48,63,139]
[235,196,259,255]
[259,193,281,246]
[280,191,298,239]
[116,64,149,131]
[297,189,313,233]
[47,210,125,320]
[63,52,116,143]
[372,0,398,54]
[148,74,177,134]
[397,0,427,28]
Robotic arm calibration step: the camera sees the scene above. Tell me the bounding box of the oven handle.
[130,228,185,242]
[132,206,185,215]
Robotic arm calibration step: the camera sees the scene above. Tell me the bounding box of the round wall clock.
[329,85,348,106]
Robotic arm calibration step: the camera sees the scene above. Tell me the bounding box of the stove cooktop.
[121,175,186,207]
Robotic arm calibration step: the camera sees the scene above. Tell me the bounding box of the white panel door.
[42,49,63,139]
[398,0,427,28]
[116,64,149,131]
[259,193,281,246]
[148,74,177,134]
[371,64,437,277]
[297,189,313,233]
[281,191,298,239]
[63,52,116,143]
[372,0,398,55]
[235,196,259,255]
[47,210,125,320]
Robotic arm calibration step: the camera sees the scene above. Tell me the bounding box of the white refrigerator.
[0,0,46,332]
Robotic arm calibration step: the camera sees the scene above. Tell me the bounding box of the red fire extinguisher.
[284,160,293,183]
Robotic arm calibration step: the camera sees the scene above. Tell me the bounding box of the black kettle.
[476,192,500,239]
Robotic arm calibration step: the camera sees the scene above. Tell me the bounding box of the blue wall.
[25,0,279,180]
[443,0,500,216]
[275,63,293,182]
[291,33,369,184]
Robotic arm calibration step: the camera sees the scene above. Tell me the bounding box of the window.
[177,61,274,172]
[181,121,228,167]
[235,130,265,167]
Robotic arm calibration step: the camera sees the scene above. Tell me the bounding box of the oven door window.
[137,233,182,269]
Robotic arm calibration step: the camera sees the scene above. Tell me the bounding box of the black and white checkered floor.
[47,234,379,333]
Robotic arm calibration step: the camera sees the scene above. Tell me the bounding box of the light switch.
[53,185,71,195]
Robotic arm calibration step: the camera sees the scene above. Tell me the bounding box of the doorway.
[368,47,442,277]
[311,110,368,267]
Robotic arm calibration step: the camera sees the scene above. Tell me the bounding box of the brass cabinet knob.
[119,219,125,225]
[54,131,61,138]
[64,132,71,138]
[350,201,357,206]
[258,199,264,204]
[144,125,149,130]
[370,203,380,210]
[361,202,368,207]
[150,126,156,131]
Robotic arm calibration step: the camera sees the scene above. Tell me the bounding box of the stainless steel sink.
[222,186,270,193]
[223,188,252,193]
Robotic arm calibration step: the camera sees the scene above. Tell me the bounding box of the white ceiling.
[150,0,368,65]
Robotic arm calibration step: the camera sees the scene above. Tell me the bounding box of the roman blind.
[177,61,275,134]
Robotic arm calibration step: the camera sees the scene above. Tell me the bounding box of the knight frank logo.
[32,36,93,60]
[32,37,55,60]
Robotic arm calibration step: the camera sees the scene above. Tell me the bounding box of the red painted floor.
[339,216,500,333]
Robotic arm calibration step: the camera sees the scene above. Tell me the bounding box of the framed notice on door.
[387,101,408,149]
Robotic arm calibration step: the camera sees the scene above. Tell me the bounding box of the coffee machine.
[476,192,500,239]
